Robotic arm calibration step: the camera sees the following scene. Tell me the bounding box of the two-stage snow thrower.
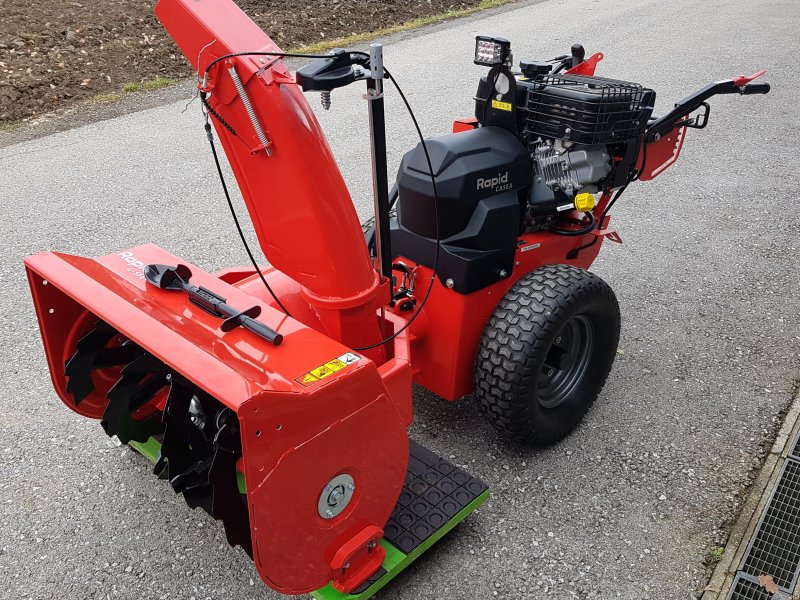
[24,0,770,596]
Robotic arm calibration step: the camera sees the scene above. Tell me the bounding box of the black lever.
[570,44,586,68]
[145,264,283,346]
[295,49,364,92]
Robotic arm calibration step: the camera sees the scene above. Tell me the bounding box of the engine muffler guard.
[25,243,416,594]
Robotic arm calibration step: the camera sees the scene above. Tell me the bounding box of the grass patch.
[289,0,517,54]
[121,77,177,93]
[705,547,725,564]
[94,92,122,103]
[0,120,22,133]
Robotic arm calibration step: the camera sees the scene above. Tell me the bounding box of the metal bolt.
[445,278,454,289]
[343,561,350,569]
[547,368,554,376]
[165,373,172,381]
[319,473,355,519]
[515,261,520,266]
[555,336,562,344]
[328,488,344,506]
[499,270,507,278]
[321,90,332,110]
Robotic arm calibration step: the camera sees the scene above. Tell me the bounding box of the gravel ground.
[1,0,799,599]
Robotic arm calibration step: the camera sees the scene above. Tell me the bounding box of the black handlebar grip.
[570,43,585,67]
[741,82,771,95]
[241,316,284,346]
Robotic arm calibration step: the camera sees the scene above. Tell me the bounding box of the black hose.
[550,210,596,236]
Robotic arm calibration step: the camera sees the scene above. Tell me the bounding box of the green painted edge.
[311,488,491,600]
[129,437,490,600]
[129,437,161,462]
[128,437,246,494]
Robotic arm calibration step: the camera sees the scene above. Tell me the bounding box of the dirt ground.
[0,0,480,124]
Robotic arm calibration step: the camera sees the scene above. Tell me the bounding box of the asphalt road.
[1,0,799,598]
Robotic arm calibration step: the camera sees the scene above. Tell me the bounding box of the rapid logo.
[476,171,511,192]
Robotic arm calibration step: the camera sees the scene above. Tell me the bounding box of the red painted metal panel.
[396,230,603,400]
[25,243,411,594]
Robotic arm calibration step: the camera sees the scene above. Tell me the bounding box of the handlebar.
[740,82,771,95]
[647,71,769,141]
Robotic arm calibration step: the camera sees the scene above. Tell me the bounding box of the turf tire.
[474,264,620,445]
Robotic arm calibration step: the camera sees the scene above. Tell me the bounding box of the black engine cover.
[391,126,531,294]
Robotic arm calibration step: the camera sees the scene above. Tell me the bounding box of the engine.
[390,44,655,294]
[521,73,655,219]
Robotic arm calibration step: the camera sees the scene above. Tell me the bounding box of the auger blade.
[92,343,144,369]
[101,353,168,444]
[156,379,251,552]
[210,412,253,556]
[156,380,212,479]
[158,378,216,511]
[64,320,118,404]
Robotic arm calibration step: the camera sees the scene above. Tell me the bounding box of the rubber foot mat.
[311,439,489,600]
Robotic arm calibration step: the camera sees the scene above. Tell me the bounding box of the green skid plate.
[128,438,489,600]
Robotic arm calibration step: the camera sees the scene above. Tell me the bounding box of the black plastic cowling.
[295,49,359,92]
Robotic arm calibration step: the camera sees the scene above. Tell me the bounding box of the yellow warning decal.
[295,352,361,387]
[491,99,512,112]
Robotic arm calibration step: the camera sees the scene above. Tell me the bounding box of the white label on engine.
[556,203,574,212]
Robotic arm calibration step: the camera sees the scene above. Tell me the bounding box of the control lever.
[570,44,586,68]
[145,264,283,346]
[296,49,368,109]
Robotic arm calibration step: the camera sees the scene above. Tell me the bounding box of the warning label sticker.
[295,353,362,386]
[491,99,512,112]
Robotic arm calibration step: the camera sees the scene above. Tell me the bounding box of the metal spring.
[227,65,272,156]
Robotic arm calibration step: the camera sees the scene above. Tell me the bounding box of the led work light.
[474,36,511,67]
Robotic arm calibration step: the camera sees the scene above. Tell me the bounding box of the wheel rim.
[537,314,595,409]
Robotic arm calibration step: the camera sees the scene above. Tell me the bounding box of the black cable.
[596,137,646,226]
[481,67,502,126]
[352,66,441,352]
[598,182,629,225]
[631,136,647,182]
[201,92,237,137]
[203,122,292,317]
[550,210,596,236]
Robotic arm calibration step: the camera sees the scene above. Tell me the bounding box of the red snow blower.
[24,0,769,596]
